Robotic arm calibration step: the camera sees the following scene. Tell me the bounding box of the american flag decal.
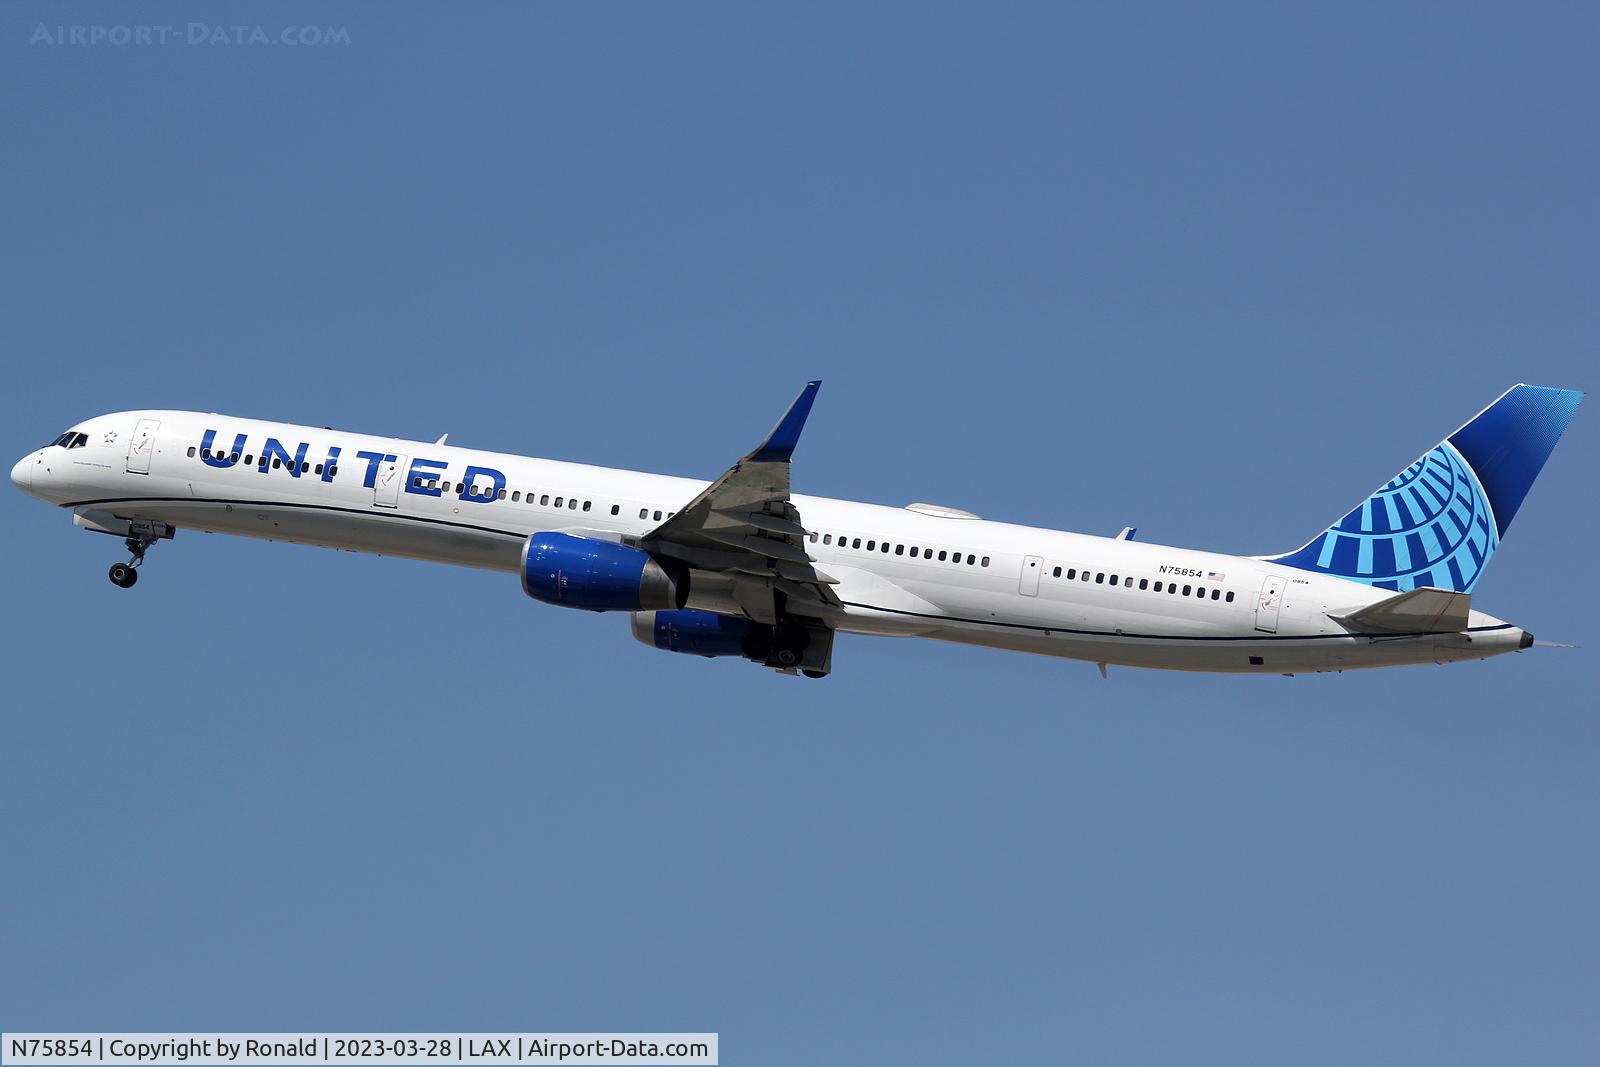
[1207,571,1226,581]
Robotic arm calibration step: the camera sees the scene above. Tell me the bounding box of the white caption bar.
[1,1034,717,1066]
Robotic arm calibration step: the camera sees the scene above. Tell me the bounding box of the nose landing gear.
[108,530,159,589]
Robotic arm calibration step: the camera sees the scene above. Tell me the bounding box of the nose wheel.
[108,532,158,589]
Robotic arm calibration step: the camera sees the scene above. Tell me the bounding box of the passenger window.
[1196,586,1205,598]
[301,462,309,473]
[823,534,833,545]
[499,489,508,500]
[554,497,563,507]
[1154,581,1163,592]
[1095,573,1104,584]
[1052,566,1061,578]
[653,510,662,521]
[639,508,648,518]
[966,554,976,565]
[809,532,819,542]
[981,557,990,568]
[569,498,578,509]
[611,505,620,516]
[272,458,281,469]
[187,446,196,458]
[867,540,876,551]
[1225,591,1235,603]
[853,538,861,549]
[1110,575,1118,586]
[1139,578,1148,590]
[895,545,904,555]
[512,491,521,502]
[246,455,255,466]
[1067,568,1076,580]
[1211,589,1220,600]
[583,501,591,511]
[1183,585,1192,596]
[316,464,324,476]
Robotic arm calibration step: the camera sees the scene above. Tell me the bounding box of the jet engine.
[631,609,764,658]
[631,608,834,677]
[521,532,687,612]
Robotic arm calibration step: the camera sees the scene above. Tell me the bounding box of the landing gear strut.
[108,531,158,589]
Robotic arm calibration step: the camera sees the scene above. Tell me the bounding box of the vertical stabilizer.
[1266,385,1582,592]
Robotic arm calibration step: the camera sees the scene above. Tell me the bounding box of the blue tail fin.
[1267,384,1583,592]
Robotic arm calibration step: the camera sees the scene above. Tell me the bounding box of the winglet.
[748,381,822,463]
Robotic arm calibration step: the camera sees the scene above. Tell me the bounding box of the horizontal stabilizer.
[1329,587,1471,635]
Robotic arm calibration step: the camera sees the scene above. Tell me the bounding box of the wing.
[636,381,836,624]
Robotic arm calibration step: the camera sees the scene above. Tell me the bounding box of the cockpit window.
[48,432,73,448]
[49,431,89,449]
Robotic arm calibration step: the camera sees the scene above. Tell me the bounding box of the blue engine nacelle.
[521,532,687,612]
[631,609,762,659]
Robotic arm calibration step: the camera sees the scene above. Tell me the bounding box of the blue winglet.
[748,381,822,463]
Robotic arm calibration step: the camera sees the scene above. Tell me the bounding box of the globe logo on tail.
[1276,442,1497,592]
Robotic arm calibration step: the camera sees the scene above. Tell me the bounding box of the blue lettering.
[405,457,448,497]
[260,437,310,477]
[459,465,506,503]
[355,450,394,489]
[321,445,341,483]
[199,429,246,469]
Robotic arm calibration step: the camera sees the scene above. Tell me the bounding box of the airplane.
[9,382,1582,678]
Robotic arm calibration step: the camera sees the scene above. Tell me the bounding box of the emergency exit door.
[1020,555,1044,597]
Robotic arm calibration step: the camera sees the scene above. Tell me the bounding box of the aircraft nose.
[11,453,32,492]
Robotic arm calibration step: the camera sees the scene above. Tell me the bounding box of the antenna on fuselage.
[435,433,449,446]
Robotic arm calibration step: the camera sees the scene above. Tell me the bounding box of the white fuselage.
[12,410,1532,674]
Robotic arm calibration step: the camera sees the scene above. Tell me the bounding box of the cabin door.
[374,454,407,508]
[125,418,160,474]
[1255,575,1286,633]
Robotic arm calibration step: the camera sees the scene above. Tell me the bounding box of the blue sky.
[2,4,1595,1064]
